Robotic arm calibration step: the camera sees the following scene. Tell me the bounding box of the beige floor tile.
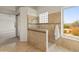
[16,41,41,52]
[48,42,70,52]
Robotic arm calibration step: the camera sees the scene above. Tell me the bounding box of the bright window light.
[63,7,79,39]
[39,12,48,23]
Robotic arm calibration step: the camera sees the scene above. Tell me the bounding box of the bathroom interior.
[27,6,65,52]
[27,6,79,52]
[0,6,79,52]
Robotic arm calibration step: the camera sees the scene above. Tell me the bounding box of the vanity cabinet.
[28,28,48,51]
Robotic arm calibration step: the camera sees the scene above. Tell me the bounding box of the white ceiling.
[0,6,68,15]
[0,6,16,15]
[36,6,63,14]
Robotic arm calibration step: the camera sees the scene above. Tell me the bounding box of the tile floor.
[0,42,16,52]
[0,37,71,52]
[0,37,16,52]
[0,37,41,52]
[48,42,70,52]
[16,41,41,52]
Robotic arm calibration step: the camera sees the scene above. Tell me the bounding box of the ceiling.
[0,6,17,15]
[30,6,67,14]
[0,6,68,15]
[36,6,63,14]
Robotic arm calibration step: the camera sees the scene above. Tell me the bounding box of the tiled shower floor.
[48,42,70,52]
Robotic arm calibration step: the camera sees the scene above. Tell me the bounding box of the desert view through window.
[64,7,79,37]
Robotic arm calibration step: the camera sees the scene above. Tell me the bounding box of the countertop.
[28,28,48,33]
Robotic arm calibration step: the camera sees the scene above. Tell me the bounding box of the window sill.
[62,35,79,41]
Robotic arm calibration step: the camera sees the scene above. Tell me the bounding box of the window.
[62,7,79,40]
[39,12,48,23]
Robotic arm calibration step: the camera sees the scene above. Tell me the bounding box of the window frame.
[61,7,79,41]
[39,12,48,23]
